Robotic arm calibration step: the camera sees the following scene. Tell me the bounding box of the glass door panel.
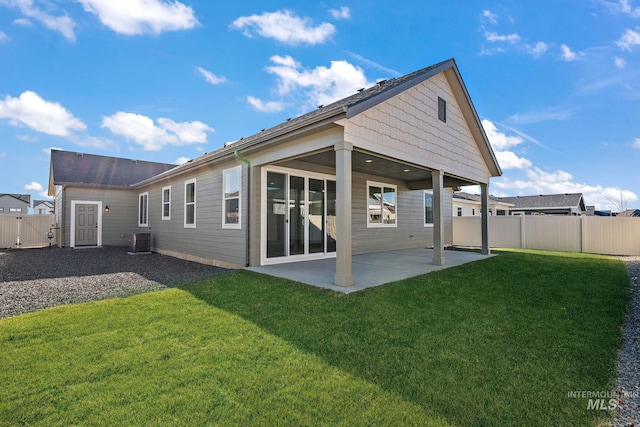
[266,172,286,258]
[326,180,336,253]
[289,176,305,256]
[308,178,325,254]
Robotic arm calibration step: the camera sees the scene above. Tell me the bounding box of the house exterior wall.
[344,73,491,184]
[0,195,29,214]
[135,159,247,268]
[246,158,453,266]
[60,187,136,247]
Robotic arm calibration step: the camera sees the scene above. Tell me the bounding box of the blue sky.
[0,0,638,210]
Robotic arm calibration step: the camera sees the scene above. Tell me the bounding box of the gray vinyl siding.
[136,160,248,267]
[351,171,453,254]
[62,187,137,247]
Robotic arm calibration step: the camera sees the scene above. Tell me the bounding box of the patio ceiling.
[286,149,478,189]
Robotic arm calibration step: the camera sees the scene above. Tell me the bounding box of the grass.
[0,250,630,426]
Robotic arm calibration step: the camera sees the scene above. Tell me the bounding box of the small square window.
[438,97,446,123]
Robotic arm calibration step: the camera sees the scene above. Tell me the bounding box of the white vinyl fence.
[453,215,640,256]
[0,214,57,249]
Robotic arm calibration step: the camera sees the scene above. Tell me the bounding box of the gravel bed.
[613,256,640,427]
[0,246,231,319]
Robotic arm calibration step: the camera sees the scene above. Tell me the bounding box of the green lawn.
[0,250,630,426]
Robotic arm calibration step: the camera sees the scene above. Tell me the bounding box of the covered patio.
[246,247,494,294]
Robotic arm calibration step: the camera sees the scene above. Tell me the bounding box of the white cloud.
[614,56,627,68]
[247,96,285,113]
[101,112,213,151]
[24,181,48,197]
[347,51,402,77]
[196,67,226,85]
[483,120,638,209]
[0,0,76,41]
[77,0,198,35]
[175,156,190,165]
[506,106,575,124]
[24,181,42,191]
[0,31,7,43]
[560,44,583,61]
[494,167,638,210]
[0,91,86,136]
[616,27,640,51]
[525,41,548,57]
[632,138,640,148]
[262,55,373,110]
[13,18,31,27]
[482,119,523,150]
[481,10,499,25]
[619,0,640,17]
[230,9,335,45]
[329,6,350,19]
[485,31,520,44]
[495,151,532,169]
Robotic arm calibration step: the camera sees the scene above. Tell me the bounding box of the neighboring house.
[0,194,30,214]
[619,209,640,217]
[48,58,502,287]
[496,193,587,216]
[33,200,54,214]
[453,191,513,216]
[48,151,177,247]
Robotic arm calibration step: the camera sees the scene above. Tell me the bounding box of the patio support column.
[480,183,491,255]
[432,169,445,266]
[334,141,354,287]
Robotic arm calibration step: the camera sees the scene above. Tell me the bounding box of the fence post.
[520,215,526,249]
[580,215,585,253]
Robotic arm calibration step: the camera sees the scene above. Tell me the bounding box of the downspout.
[234,149,251,267]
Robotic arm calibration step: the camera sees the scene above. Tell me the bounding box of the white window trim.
[184,179,196,228]
[138,192,149,227]
[162,185,171,221]
[222,165,242,229]
[367,180,397,228]
[424,190,434,227]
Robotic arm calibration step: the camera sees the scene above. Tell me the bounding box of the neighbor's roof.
[33,199,54,207]
[453,191,512,205]
[496,193,586,210]
[136,58,501,187]
[49,150,177,191]
[0,194,31,204]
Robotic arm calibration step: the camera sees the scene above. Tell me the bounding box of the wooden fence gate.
[0,214,57,249]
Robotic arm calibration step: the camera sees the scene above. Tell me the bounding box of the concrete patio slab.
[246,248,494,294]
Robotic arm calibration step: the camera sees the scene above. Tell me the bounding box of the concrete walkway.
[246,248,493,294]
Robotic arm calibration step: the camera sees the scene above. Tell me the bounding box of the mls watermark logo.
[567,390,638,410]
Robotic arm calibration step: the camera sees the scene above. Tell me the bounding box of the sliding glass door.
[265,170,336,261]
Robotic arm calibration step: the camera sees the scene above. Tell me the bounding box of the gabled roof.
[49,150,176,194]
[136,58,501,187]
[33,199,54,207]
[453,191,512,205]
[0,194,31,205]
[496,193,586,210]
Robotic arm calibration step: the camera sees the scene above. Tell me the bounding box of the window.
[0,208,3,213]
[367,181,396,227]
[438,96,446,123]
[184,179,196,227]
[457,207,462,217]
[162,186,171,220]
[424,191,434,227]
[138,192,149,227]
[10,207,22,213]
[223,166,241,228]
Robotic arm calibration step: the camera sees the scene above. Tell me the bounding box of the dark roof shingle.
[51,150,177,188]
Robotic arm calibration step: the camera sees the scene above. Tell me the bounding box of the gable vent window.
[438,97,447,123]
